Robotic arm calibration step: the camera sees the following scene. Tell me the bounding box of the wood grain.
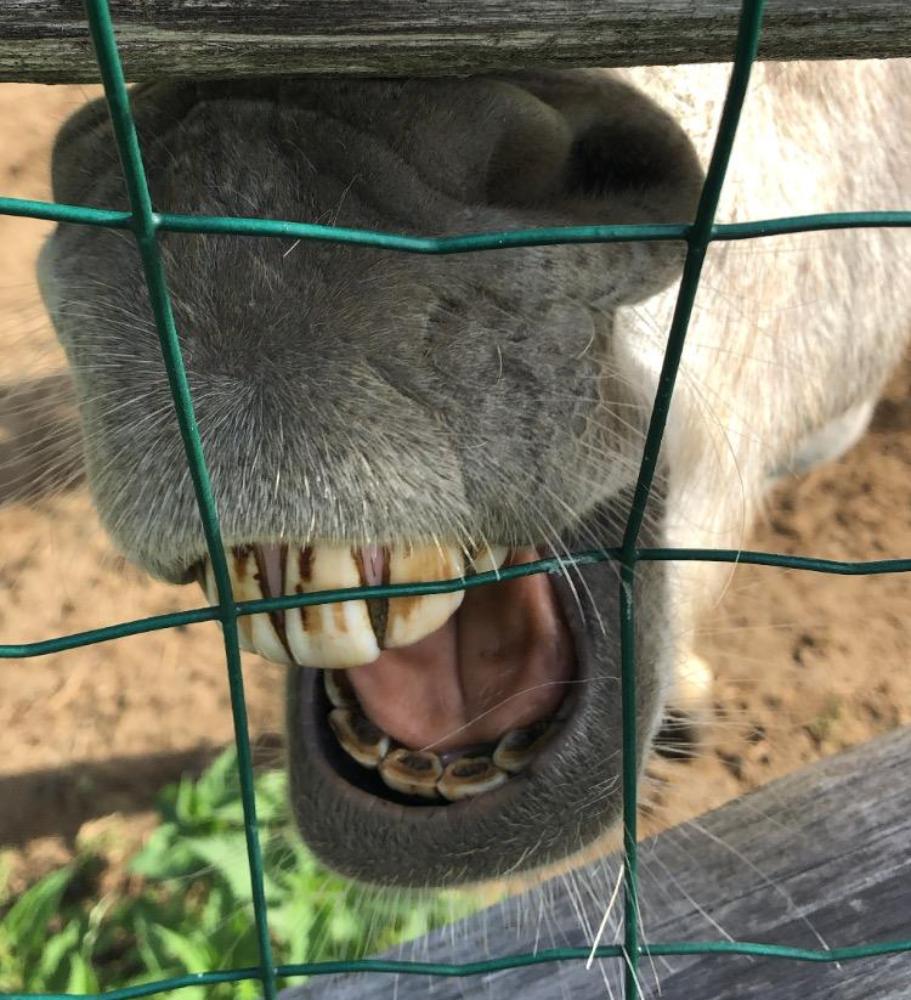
[2,1,911,83]
[292,727,911,1000]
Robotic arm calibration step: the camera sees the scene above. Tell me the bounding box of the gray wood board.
[290,726,911,999]
[2,1,911,83]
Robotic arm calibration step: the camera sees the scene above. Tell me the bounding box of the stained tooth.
[229,547,293,665]
[359,545,389,643]
[323,669,358,709]
[384,545,465,649]
[469,545,509,575]
[328,709,390,769]
[437,756,508,801]
[201,560,218,605]
[198,557,254,654]
[196,554,284,660]
[378,749,444,799]
[284,546,381,669]
[438,743,496,767]
[492,721,557,774]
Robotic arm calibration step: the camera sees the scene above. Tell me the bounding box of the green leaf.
[149,923,214,973]
[193,748,243,812]
[242,976,272,1000]
[249,770,289,825]
[132,912,167,975]
[0,852,13,907]
[129,825,196,878]
[268,899,316,964]
[125,969,207,1000]
[37,921,84,986]
[155,780,181,824]
[327,907,361,945]
[64,952,100,994]
[197,884,230,935]
[2,865,76,955]
[182,834,252,901]
[0,757,479,996]
[174,773,202,825]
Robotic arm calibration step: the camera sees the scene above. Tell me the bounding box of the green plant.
[0,749,478,997]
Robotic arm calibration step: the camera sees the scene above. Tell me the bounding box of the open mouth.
[196,542,577,805]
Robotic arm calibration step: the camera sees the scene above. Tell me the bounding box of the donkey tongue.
[346,566,573,752]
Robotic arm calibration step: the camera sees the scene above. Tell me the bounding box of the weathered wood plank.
[2,1,911,83]
[291,726,911,1000]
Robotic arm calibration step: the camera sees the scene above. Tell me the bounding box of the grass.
[0,748,478,997]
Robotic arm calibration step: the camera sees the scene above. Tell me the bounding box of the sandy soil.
[0,84,909,893]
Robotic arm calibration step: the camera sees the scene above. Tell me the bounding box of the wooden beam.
[292,727,911,1000]
[2,1,911,84]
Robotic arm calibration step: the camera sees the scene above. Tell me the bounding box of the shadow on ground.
[0,732,285,847]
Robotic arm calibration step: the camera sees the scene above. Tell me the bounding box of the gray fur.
[38,63,911,887]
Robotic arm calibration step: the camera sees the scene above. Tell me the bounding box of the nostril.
[566,121,680,196]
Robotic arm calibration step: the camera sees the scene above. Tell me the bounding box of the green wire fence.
[1,0,910,996]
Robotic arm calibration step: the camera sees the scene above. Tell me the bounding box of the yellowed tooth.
[228,548,293,665]
[200,557,256,656]
[492,721,556,774]
[284,546,381,669]
[469,545,509,576]
[201,560,218,605]
[437,757,508,801]
[378,749,443,799]
[328,709,390,769]
[323,669,358,709]
[384,544,465,649]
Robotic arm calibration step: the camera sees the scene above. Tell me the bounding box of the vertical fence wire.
[617,1,765,992]
[80,1,277,995]
[0,0,909,996]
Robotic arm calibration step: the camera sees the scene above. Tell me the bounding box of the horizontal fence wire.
[1,549,910,660]
[13,937,911,1000]
[0,0,910,996]
[2,197,911,245]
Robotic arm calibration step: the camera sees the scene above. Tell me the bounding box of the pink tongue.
[346,554,574,751]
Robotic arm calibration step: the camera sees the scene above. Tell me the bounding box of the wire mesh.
[1,0,910,996]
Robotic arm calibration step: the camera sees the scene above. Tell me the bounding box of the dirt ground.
[0,84,909,894]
